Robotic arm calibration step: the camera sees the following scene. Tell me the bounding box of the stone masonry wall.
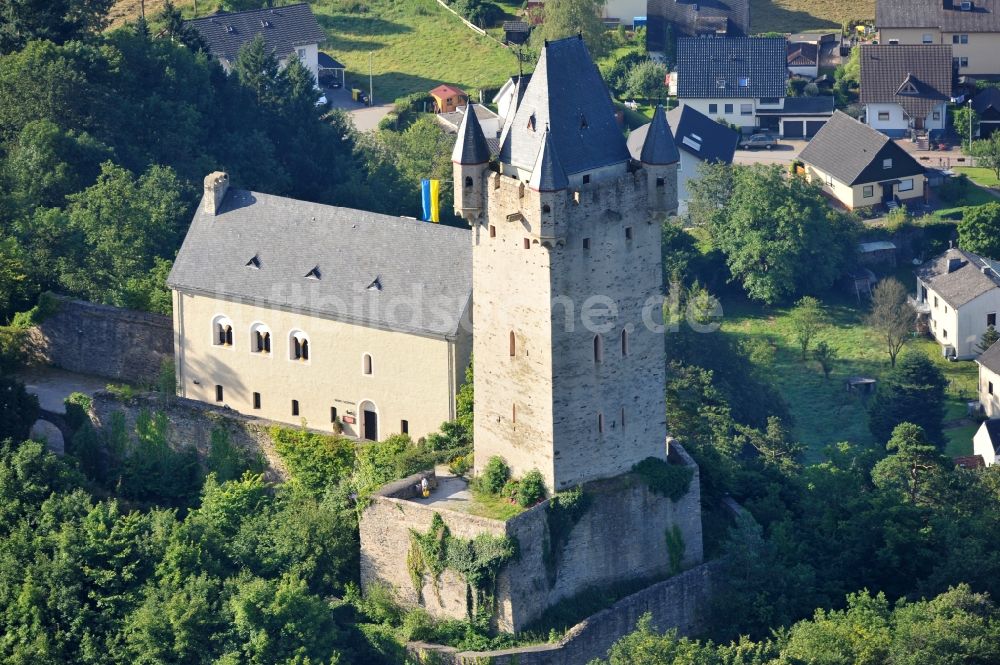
[408,559,723,665]
[29,296,173,386]
[359,443,703,633]
[89,391,289,482]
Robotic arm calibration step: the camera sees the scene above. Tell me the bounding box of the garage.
[783,120,804,138]
[806,120,827,137]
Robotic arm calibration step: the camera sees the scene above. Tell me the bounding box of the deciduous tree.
[532,0,609,57]
[959,201,1000,259]
[865,277,914,367]
[969,133,1000,180]
[789,296,825,359]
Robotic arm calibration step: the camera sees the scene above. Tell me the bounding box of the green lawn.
[314,0,520,103]
[750,0,875,33]
[721,296,979,461]
[955,166,1000,189]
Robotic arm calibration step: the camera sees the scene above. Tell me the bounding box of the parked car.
[739,134,778,150]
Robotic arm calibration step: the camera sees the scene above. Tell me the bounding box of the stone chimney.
[203,172,230,215]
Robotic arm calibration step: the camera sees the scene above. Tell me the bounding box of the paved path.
[325,85,393,133]
[17,366,108,414]
[733,141,806,166]
[30,419,65,455]
[410,473,474,512]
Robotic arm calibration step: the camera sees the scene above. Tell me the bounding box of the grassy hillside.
[751,0,875,32]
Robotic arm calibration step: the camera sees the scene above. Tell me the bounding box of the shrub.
[271,426,355,495]
[516,469,546,507]
[632,457,694,501]
[0,375,39,442]
[448,453,472,476]
[64,392,93,432]
[479,456,510,495]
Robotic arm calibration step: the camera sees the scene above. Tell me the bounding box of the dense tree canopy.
[689,164,859,304]
[868,352,948,446]
[532,0,610,57]
[959,201,1000,259]
[0,0,113,53]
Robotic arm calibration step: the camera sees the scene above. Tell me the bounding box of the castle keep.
[454,35,680,491]
[360,36,703,635]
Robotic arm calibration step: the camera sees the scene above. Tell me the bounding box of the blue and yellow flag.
[421,179,440,223]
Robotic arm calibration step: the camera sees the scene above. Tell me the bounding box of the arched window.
[363,353,373,375]
[464,176,473,188]
[213,316,234,347]
[251,323,272,354]
[593,334,603,363]
[509,331,516,357]
[620,329,629,357]
[597,412,604,433]
[289,330,310,361]
[542,204,551,214]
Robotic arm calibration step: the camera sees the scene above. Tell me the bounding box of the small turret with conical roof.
[640,105,679,215]
[452,104,491,222]
[527,128,568,192]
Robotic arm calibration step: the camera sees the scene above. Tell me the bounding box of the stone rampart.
[28,296,172,385]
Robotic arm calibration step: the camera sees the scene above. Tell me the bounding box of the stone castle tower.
[452,36,680,492]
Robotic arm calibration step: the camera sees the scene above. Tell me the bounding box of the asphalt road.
[732,140,807,165]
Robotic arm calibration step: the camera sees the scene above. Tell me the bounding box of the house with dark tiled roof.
[787,41,819,78]
[913,246,1000,359]
[972,87,1000,137]
[877,0,1000,76]
[978,342,1000,421]
[799,111,926,209]
[185,3,327,84]
[167,172,472,443]
[647,0,750,51]
[859,44,954,138]
[672,37,834,136]
[627,105,738,213]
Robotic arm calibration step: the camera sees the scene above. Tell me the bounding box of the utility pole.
[969,98,974,147]
[369,51,374,106]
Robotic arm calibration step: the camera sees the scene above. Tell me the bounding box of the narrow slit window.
[215,385,224,402]
[621,329,629,356]
[593,334,603,363]
[598,412,604,433]
[490,225,496,238]
[253,392,261,409]
[401,419,409,434]
[582,237,591,250]
[331,406,338,422]
[620,407,626,429]
[523,238,531,249]
[292,399,299,416]
[363,354,373,375]
[509,331,516,357]
[625,227,633,240]
[512,404,516,424]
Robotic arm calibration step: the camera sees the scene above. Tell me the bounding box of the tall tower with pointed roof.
[453,36,679,491]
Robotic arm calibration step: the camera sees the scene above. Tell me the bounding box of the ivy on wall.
[407,513,518,622]
[543,486,591,586]
[632,457,694,501]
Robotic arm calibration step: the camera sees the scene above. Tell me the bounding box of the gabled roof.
[755,96,835,115]
[915,247,1000,308]
[527,129,569,191]
[452,104,492,164]
[972,87,1000,114]
[629,104,738,164]
[859,45,953,118]
[676,38,788,99]
[430,84,467,100]
[646,0,750,47]
[498,35,630,177]
[877,0,1000,32]
[799,111,924,185]
[185,3,325,64]
[980,340,1000,374]
[640,105,680,165]
[787,42,819,67]
[168,187,472,338]
[318,52,345,69]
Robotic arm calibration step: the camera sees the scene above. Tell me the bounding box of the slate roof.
[755,96,835,115]
[185,3,325,64]
[972,87,1000,113]
[647,0,750,47]
[676,38,788,99]
[799,111,924,185]
[640,105,680,165]
[528,129,569,191]
[498,35,630,177]
[915,247,1000,308]
[787,42,819,67]
[452,104,492,164]
[168,188,472,338]
[859,45,953,118]
[980,341,1000,374]
[629,105,738,163]
[877,0,1000,31]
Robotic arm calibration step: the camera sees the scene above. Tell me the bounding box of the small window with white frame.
[863,185,874,198]
[289,330,310,362]
[898,178,914,192]
[922,33,933,43]
[250,323,272,354]
[878,111,890,121]
[212,315,234,347]
[883,158,893,169]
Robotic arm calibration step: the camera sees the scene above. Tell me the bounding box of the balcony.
[908,295,931,314]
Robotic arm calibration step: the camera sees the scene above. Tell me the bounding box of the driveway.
[17,366,109,414]
[733,140,807,166]
[324,85,393,133]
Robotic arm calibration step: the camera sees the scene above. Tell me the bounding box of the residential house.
[799,111,927,209]
[673,37,834,136]
[430,84,468,113]
[787,41,819,78]
[185,3,326,83]
[877,0,1000,77]
[647,0,750,51]
[167,173,472,442]
[972,87,1000,137]
[493,74,532,125]
[627,104,738,213]
[859,44,953,138]
[972,421,1000,465]
[978,341,1000,420]
[601,0,648,27]
[913,247,1000,359]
